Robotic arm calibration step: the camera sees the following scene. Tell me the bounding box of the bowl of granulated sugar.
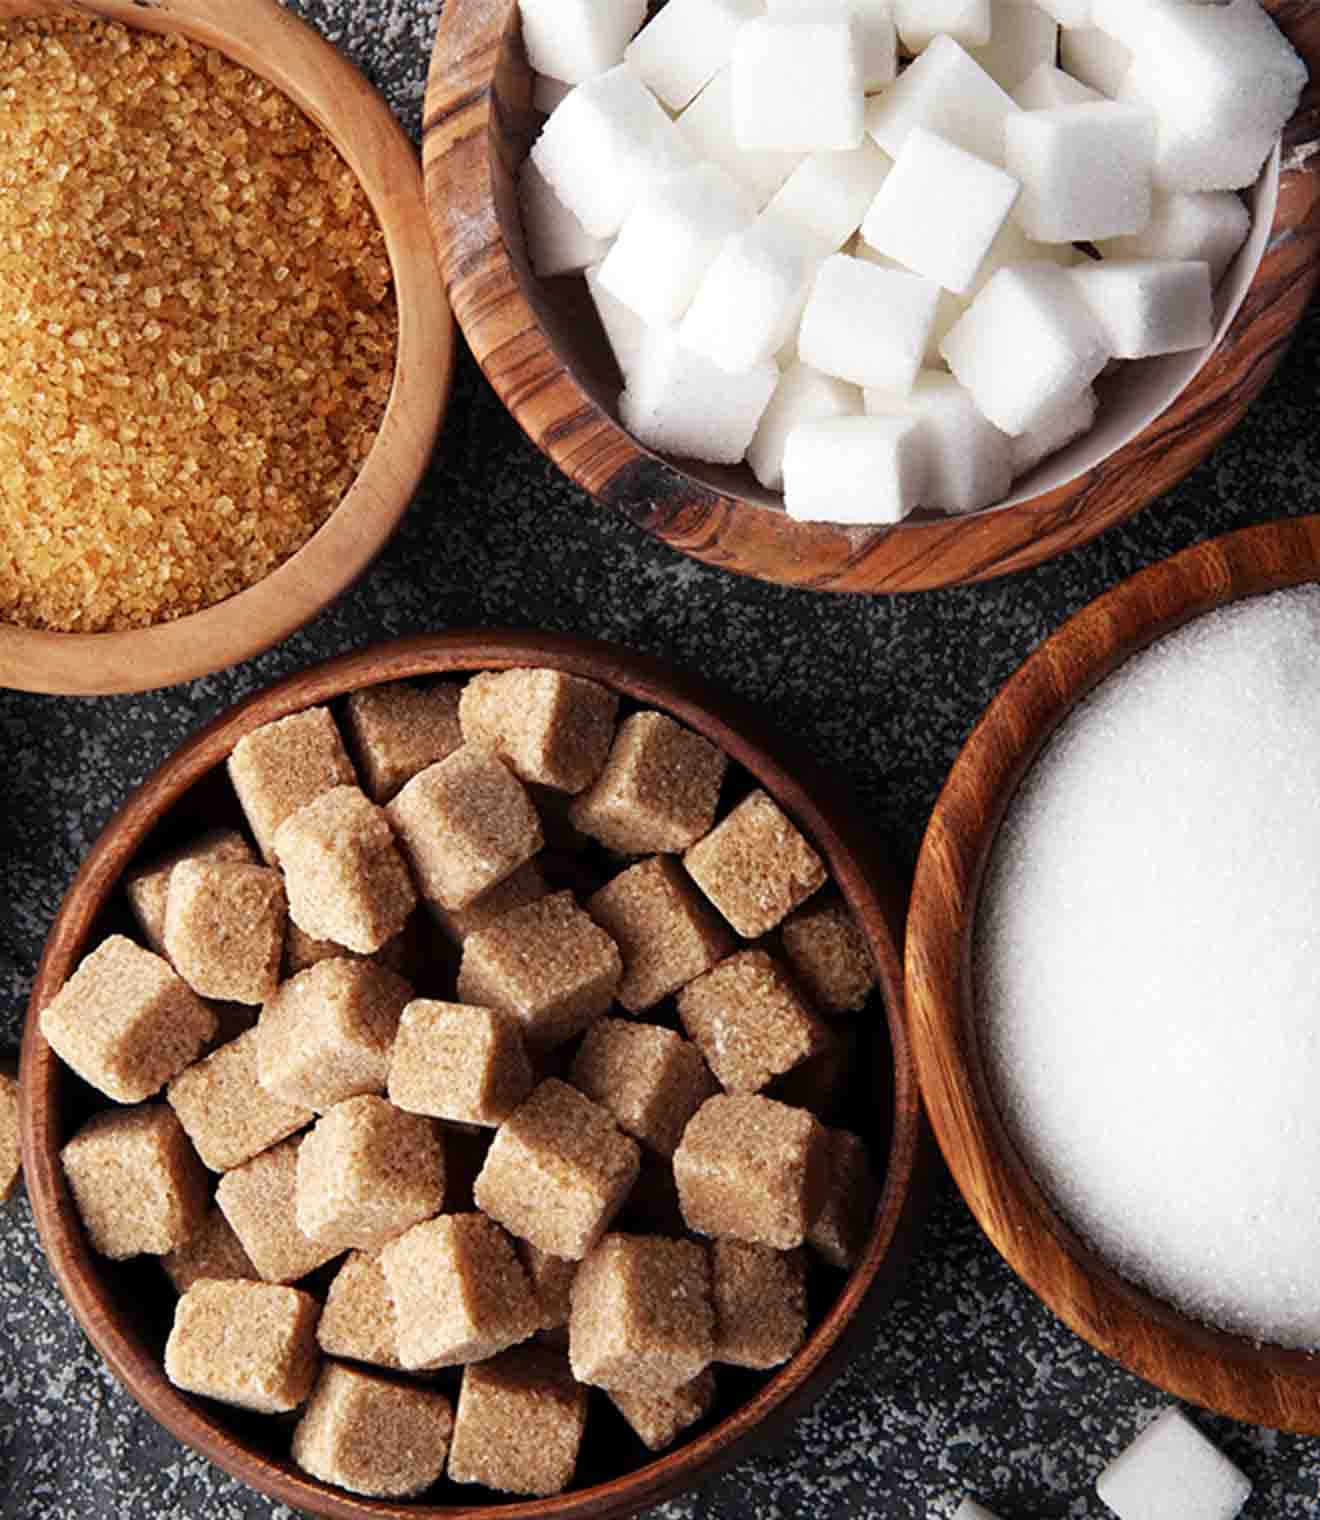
[907,513,1320,1433]
[0,0,452,695]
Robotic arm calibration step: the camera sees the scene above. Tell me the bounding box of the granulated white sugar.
[977,586,1320,1348]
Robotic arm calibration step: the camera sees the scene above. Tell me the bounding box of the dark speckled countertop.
[2,4,1319,1516]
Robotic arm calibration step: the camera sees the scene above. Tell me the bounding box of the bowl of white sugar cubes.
[907,514,1320,1435]
[423,0,1317,591]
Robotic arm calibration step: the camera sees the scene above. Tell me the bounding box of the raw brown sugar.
[124,827,255,957]
[343,681,463,803]
[458,669,619,793]
[317,1250,403,1369]
[428,858,548,944]
[608,1368,717,1452]
[160,1205,259,1294]
[162,859,286,1005]
[228,708,358,864]
[570,1018,717,1158]
[0,17,395,633]
[165,1278,321,1414]
[710,1239,808,1369]
[215,1134,343,1283]
[387,999,532,1127]
[684,789,827,937]
[807,1126,879,1269]
[518,1242,578,1332]
[780,892,878,1013]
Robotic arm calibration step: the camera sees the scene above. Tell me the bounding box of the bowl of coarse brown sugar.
[0,0,453,696]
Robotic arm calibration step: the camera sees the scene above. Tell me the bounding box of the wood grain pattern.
[0,0,454,696]
[20,631,931,1520]
[423,0,1320,593]
[906,515,1320,1432]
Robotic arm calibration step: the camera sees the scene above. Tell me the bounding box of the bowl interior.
[906,514,1320,1434]
[21,632,926,1520]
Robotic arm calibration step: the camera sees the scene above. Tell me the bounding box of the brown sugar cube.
[684,789,827,938]
[711,1239,807,1368]
[673,1093,828,1250]
[0,1072,19,1203]
[518,1242,578,1332]
[167,1027,313,1172]
[428,858,548,944]
[227,706,357,864]
[343,680,463,803]
[162,859,286,1005]
[293,1360,454,1498]
[40,935,216,1104]
[608,1367,717,1452]
[124,827,256,957]
[317,1251,402,1369]
[570,711,728,854]
[587,856,732,1013]
[570,1019,717,1158]
[161,1205,259,1294]
[448,1345,588,1497]
[379,1213,540,1370]
[807,1126,878,1269]
[164,1278,320,1413]
[780,893,877,1014]
[61,1105,207,1260]
[216,1135,344,1283]
[459,668,619,794]
[284,918,409,976]
[569,1233,714,1396]
[295,1095,443,1253]
[386,744,544,910]
[256,959,412,1112]
[474,1079,639,1260]
[274,786,417,955]
[388,999,532,1127]
[456,892,621,1056]
[677,949,832,1095]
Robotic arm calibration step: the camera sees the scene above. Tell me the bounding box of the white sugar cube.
[865,370,1011,514]
[732,17,866,152]
[894,0,991,54]
[1034,0,1092,26]
[866,35,1020,165]
[1070,258,1213,358]
[1097,190,1250,285]
[625,0,763,113]
[1006,101,1155,242]
[534,75,574,115]
[768,0,897,91]
[532,67,695,238]
[971,0,1059,93]
[748,361,862,490]
[598,164,759,326]
[585,264,648,381]
[766,141,892,251]
[1059,27,1132,95]
[1013,62,1103,111]
[953,1503,1004,1520]
[676,67,804,205]
[853,240,967,367]
[681,213,828,373]
[799,252,940,392]
[519,160,611,279]
[1095,1407,1251,1520]
[783,414,928,522]
[1010,382,1096,477]
[940,261,1110,434]
[518,0,647,85]
[619,329,779,464]
[861,127,1020,294]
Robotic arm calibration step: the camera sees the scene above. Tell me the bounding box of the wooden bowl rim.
[20,628,928,1520]
[906,512,1320,1432]
[421,0,1320,594]
[0,0,455,696]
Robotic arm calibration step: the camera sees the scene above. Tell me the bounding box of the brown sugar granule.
[161,1205,259,1294]
[0,1072,19,1203]
[780,892,878,1014]
[0,17,396,633]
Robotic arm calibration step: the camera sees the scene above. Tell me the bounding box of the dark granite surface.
[2,3,1319,1516]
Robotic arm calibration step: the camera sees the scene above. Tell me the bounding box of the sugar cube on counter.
[1097,190,1250,286]
[1070,258,1213,358]
[748,362,862,492]
[675,68,804,207]
[769,0,897,92]
[625,0,762,113]
[971,0,1058,93]
[519,159,611,280]
[866,36,1019,164]
[783,413,929,524]
[800,255,940,392]
[1095,1406,1251,1520]
[731,18,865,153]
[517,0,646,85]
[895,0,991,55]
[766,142,892,255]
[1006,101,1155,243]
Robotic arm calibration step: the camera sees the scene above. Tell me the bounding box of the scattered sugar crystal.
[1009,383,1097,478]
[970,0,1059,93]
[625,0,763,112]
[768,0,897,91]
[731,18,866,154]
[585,263,648,381]
[747,362,862,492]
[866,35,1019,165]
[1006,101,1155,243]
[519,160,610,280]
[766,142,892,254]
[783,414,928,524]
[1095,1407,1251,1520]
[1069,258,1213,359]
[894,0,991,54]
[800,253,940,393]
[517,0,647,85]
[865,371,1012,514]
[861,127,1020,295]
[675,68,804,207]
[977,587,1320,1347]
[598,164,758,328]
[531,67,695,240]
[1058,26,1132,96]
[1012,62,1102,111]
[1096,191,1250,286]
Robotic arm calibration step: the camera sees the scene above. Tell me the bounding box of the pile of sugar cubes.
[41,668,883,1500]
[518,0,1304,523]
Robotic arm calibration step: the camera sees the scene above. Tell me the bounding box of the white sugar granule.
[976,585,1320,1348]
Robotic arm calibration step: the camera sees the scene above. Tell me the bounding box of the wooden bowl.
[0,0,453,696]
[422,0,1320,593]
[20,630,930,1520]
[906,513,1320,1432]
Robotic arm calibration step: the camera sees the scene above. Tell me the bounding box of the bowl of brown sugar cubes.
[423,0,1319,593]
[0,0,453,696]
[19,630,927,1519]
